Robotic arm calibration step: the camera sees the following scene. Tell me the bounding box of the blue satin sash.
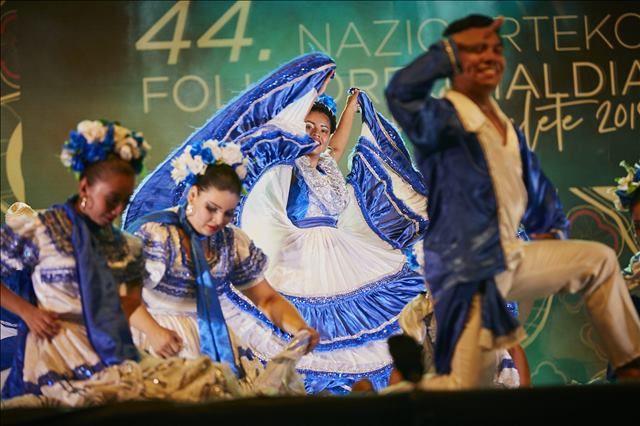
[61,199,139,365]
[126,207,241,376]
[286,168,311,222]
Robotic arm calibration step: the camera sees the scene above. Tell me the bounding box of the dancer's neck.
[307,154,320,169]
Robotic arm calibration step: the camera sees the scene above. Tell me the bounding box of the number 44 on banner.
[136,1,254,64]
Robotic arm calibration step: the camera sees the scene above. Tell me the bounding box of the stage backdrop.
[1,0,638,385]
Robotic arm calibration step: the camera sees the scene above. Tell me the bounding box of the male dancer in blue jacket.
[386,14,640,388]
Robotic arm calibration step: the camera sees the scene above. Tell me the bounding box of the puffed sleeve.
[134,222,172,290]
[1,203,40,281]
[229,226,268,291]
[117,232,145,289]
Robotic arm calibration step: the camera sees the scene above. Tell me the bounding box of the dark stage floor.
[1,383,636,426]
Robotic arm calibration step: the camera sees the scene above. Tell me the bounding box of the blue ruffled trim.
[223,264,424,350]
[347,143,428,250]
[240,128,316,189]
[300,364,393,395]
[235,129,317,226]
[357,91,426,196]
[403,246,420,271]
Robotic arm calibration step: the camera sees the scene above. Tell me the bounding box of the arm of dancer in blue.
[385,39,460,155]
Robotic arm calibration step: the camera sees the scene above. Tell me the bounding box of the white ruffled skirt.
[225,165,426,393]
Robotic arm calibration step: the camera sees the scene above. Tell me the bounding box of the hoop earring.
[186,203,194,216]
[80,197,87,210]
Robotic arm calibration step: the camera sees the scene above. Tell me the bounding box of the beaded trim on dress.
[294,153,348,217]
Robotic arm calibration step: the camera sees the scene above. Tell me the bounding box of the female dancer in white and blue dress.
[125,142,319,393]
[124,53,428,394]
[0,120,257,406]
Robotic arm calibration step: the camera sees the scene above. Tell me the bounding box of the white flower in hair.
[77,120,107,143]
[171,139,248,185]
[125,137,141,159]
[113,124,129,142]
[170,152,191,183]
[118,145,133,161]
[62,119,150,177]
[220,143,244,166]
[235,164,248,180]
[203,139,224,160]
[186,154,207,176]
[170,150,208,184]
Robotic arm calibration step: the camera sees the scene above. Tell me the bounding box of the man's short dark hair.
[443,14,496,37]
[388,335,424,383]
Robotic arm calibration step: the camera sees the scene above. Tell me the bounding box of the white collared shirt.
[445,90,527,271]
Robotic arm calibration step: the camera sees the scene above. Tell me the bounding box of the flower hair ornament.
[170,139,248,186]
[60,120,150,176]
[613,160,640,211]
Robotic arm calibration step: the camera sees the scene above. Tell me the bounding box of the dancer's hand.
[23,306,60,340]
[298,326,320,353]
[149,326,183,358]
[346,88,361,113]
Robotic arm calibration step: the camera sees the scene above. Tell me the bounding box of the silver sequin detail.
[295,153,348,217]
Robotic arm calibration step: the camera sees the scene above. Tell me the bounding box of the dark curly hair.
[388,334,425,383]
[310,102,337,133]
[443,14,498,37]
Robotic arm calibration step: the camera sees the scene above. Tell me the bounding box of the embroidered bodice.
[1,205,142,316]
[134,220,267,313]
[286,153,348,224]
